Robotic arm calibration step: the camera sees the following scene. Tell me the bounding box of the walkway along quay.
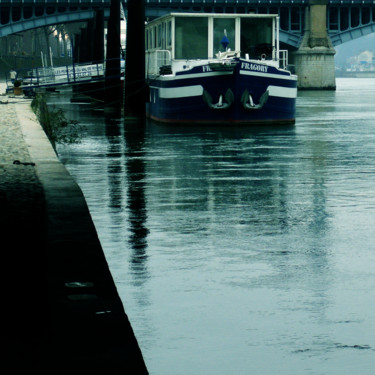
[0,84,148,374]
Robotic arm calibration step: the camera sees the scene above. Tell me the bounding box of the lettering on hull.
[241,62,268,73]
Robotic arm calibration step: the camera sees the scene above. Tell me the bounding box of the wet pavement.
[0,84,148,374]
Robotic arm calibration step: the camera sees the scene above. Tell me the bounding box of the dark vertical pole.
[105,0,122,109]
[73,33,80,64]
[86,19,95,62]
[89,10,106,102]
[124,0,146,118]
[80,27,89,62]
[93,10,105,63]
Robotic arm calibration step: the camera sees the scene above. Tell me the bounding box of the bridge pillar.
[294,0,336,90]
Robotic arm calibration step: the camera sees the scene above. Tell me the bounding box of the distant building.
[357,50,373,65]
[346,50,374,71]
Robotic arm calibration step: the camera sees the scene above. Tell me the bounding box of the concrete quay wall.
[0,85,148,374]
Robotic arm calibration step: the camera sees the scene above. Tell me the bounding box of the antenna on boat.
[221,29,229,51]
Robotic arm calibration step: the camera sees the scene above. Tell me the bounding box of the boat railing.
[146,50,172,76]
[279,50,289,70]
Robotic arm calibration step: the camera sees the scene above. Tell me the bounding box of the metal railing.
[279,50,289,70]
[146,50,172,76]
[5,58,124,93]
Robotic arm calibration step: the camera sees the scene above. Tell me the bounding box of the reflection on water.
[54,79,375,374]
[124,123,149,279]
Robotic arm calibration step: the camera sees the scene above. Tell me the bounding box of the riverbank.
[0,82,148,374]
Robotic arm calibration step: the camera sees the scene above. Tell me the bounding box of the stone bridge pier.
[294,0,336,90]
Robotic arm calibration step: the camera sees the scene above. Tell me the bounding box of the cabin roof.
[145,12,278,28]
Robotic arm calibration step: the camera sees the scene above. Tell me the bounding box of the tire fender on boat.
[203,88,234,110]
[241,89,269,110]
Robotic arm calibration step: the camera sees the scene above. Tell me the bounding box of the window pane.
[213,18,235,54]
[175,17,208,59]
[167,20,172,46]
[158,24,162,48]
[240,18,273,59]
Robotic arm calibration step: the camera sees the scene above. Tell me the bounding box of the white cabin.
[145,13,288,76]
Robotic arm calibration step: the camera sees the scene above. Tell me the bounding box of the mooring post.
[294,0,336,90]
[124,0,146,119]
[105,0,122,109]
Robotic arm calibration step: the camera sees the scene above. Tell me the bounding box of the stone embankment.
[0,82,148,374]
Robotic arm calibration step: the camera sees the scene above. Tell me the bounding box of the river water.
[52,78,375,374]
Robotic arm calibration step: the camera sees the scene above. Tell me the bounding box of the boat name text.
[241,62,268,73]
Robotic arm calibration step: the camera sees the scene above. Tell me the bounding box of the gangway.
[5,59,124,95]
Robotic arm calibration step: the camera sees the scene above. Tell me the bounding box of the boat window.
[175,17,208,59]
[146,28,150,49]
[240,18,273,59]
[167,20,172,47]
[158,24,162,48]
[148,27,153,49]
[213,18,235,54]
[161,22,166,49]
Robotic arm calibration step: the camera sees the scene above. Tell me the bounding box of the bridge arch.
[1,1,375,47]
[0,11,99,37]
[327,5,375,46]
[0,4,109,37]
[330,23,375,46]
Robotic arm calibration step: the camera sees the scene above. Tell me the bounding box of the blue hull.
[146,59,297,125]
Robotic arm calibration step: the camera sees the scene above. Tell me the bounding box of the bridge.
[1,0,375,47]
[1,0,375,89]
